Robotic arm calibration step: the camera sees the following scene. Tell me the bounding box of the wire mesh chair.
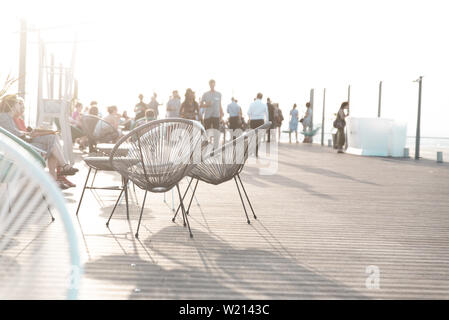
[172,122,272,224]
[76,115,128,217]
[75,154,131,219]
[0,132,81,299]
[109,119,205,238]
[80,114,119,154]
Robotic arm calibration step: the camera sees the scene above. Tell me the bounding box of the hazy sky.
[1,0,448,136]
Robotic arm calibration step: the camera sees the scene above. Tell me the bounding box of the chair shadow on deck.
[277,160,379,186]
[0,221,57,297]
[82,225,366,299]
[240,166,336,200]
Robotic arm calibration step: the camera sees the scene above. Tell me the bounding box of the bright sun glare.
[1,0,449,136]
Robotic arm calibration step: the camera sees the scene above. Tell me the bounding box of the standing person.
[274,103,284,140]
[179,88,200,120]
[248,93,269,157]
[148,93,161,119]
[302,102,313,143]
[227,97,242,138]
[334,101,349,153]
[289,104,299,144]
[166,90,181,118]
[134,94,146,120]
[266,97,275,142]
[201,79,223,149]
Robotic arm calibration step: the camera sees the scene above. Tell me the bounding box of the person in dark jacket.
[335,101,349,153]
[266,97,275,142]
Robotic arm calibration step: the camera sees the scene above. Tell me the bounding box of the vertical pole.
[347,85,351,107]
[18,20,27,99]
[309,88,314,143]
[415,76,423,160]
[321,88,326,146]
[50,54,55,99]
[345,85,351,150]
[59,64,63,100]
[74,79,78,100]
[378,81,382,118]
[36,35,44,127]
[68,36,77,100]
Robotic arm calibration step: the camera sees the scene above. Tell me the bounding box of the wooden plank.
[3,142,449,299]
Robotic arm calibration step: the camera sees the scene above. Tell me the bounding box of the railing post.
[378,81,382,118]
[309,88,314,143]
[18,19,27,99]
[321,88,326,146]
[414,76,423,160]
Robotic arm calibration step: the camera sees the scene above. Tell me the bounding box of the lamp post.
[18,19,27,99]
[414,76,423,160]
[309,88,314,143]
[321,88,326,146]
[347,84,351,106]
[345,85,350,150]
[378,81,382,118]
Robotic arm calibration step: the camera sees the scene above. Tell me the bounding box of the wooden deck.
[55,142,449,299]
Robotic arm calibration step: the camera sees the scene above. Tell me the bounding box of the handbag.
[333,118,345,129]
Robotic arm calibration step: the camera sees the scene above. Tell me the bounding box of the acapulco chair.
[109,118,204,238]
[172,122,272,224]
[0,132,81,299]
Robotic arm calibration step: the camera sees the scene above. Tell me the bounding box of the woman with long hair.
[335,101,349,153]
[179,88,200,121]
[289,103,299,143]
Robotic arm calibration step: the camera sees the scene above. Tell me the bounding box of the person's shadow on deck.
[82,225,366,299]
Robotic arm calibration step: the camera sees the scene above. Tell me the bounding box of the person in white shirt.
[248,92,268,128]
[247,92,268,157]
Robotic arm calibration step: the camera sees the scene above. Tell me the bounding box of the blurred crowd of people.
[69,79,285,152]
[1,78,346,190]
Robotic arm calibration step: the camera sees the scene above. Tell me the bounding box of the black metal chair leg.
[42,195,55,222]
[176,184,193,238]
[76,167,92,216]
[124,179,129,220]
[181,199,186,227]
[91,169,98,188]
[172,177,194,222]
[48,207,55,222]
[185,179,199,215]
[106,187,125,227]
[234,176,251,224]
[135,190,148,238]
[237,174,257,219]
